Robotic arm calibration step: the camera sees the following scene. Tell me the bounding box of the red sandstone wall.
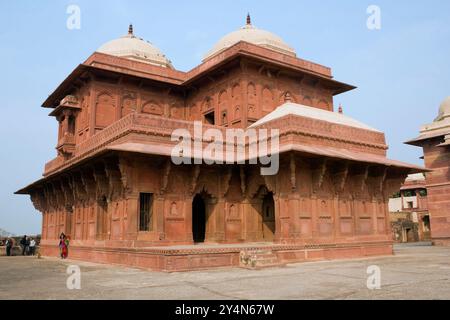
[185,62,334,128]
[40,154,394,248]
[422,139,450,244]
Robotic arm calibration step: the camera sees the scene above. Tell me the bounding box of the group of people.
[3,236,36,256]
[3,233,70,258]
[19,235,37,256]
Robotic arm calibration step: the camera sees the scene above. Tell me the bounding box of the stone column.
[243,198,259,242]
[125,193,139,240]
[184,196,193,243]
[215,197,226,242]
[205,196,218,243]
[155,195,165,241]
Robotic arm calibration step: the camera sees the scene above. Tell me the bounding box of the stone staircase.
[239,249,285,269]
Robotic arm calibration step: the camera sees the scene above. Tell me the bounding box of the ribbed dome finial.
[128,24,134,36]
[246,13,251,25]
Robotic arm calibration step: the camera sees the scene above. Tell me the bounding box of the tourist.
[20,235,28,256]
[60,235,70,259]
[59,233,66,258]
[25,237,30,255]
[29,238,36,256]
[63,236,70,259]
[5,238,13,256]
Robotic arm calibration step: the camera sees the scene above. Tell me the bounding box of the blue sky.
[1,0,449,235]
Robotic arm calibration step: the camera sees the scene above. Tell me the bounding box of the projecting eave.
[42,52,187,108]
[405,130,448,147]
[105,141,428,174]
[42,64,88,108]
[42,41,356,109]
[184,41,356,95]
[275,144,428,174]
[15,148,114,195]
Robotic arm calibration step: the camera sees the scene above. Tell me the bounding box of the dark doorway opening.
[192,194,206,243]
[204,111,215,125]
[262,192,275,241]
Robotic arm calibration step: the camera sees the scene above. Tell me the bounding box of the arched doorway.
[262,192,275,241]
[192,194,206,243]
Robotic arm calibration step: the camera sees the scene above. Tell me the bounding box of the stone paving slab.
[0,243,449,300]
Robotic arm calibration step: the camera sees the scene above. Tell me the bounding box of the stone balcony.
[44,113,223,177]
[43,110,393,179]
[56,133,76,156]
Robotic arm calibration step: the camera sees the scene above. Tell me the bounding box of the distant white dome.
[97,25,173,69]
[203,15,296,61]
[405,173,425,182]
[436,96,450,121]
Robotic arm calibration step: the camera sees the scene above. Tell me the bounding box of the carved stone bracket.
[190,165,201,195]
[221,166,233,197]
[353,165,370,193]
[81,169,97,204]
[312,159,328,192]
[30,188,46,212]
[50,180,65,210]
[240,166,247,196]
[332,162,349,194]
[71,172,88,205]
[368,167,388,196]
[383,175,406,198]
[160,159,172,195]
[263,174,276,195]
[60,176,74,211]
[92,164,109,203]
[104,160,123,201]
[43,184,57,211]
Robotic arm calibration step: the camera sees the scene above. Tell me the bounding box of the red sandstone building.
[17,17,425,271]
[406,97,450,246]
[389,174,430,243]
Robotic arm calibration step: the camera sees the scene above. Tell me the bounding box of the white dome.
[436,96,450,121]
[97,25,173,69]
[203,15,296,61]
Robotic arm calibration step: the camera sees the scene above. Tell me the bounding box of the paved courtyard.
[0,243,449,300]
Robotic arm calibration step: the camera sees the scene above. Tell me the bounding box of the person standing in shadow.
[20,235,28,256]
[5,238,13,256]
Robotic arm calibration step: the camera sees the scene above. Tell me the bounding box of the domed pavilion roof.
[97,25,174,69]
